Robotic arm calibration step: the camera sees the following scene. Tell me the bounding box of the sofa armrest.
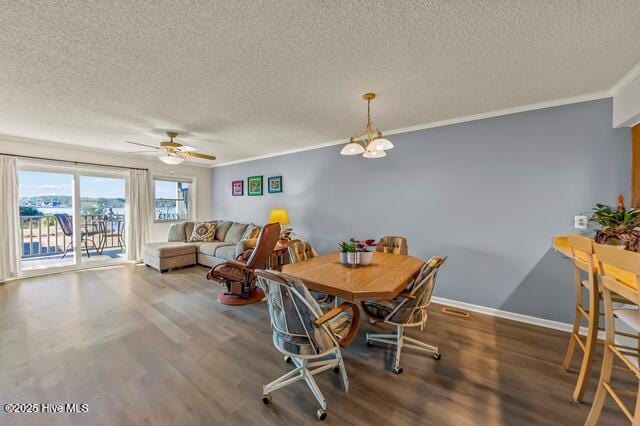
[235,238,258,258]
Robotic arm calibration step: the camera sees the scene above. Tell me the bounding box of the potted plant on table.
[338,240,356,264]
[356,239,377,265]
[591,195,640,251]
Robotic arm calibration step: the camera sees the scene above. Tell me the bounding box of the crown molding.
[212,90,612,168]
[610,60,640,95]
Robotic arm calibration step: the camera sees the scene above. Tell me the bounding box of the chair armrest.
[207,258,248,280]
[235,238,258,258]
[314,302,361,347]
[221,258,247,269]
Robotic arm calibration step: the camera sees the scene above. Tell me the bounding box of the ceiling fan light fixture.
[159,153,184,165]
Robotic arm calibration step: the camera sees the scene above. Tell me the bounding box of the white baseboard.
[431,296,606,340]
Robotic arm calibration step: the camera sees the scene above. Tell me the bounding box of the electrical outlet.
[574,215,588,229]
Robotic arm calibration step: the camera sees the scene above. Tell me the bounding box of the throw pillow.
[184,222,195,241]
[240,223,260,241]
[167,222,186,242]
[224,222,249,243]
[189,222,217,242]
[215,221,233,241]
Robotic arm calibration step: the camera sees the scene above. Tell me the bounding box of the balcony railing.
[20,214,125,258]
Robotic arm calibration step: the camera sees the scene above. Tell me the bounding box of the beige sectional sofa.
[143,220,260,273]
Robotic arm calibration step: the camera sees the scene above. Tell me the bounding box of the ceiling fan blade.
[177,145,197,152]
[128,150,161,154]
[185,152,217,161]
[126,140,161,150]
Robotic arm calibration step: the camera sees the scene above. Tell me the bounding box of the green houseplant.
[591,195,640,251]
[338,241,356,264]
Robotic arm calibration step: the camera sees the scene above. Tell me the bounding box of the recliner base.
[216,287,264,305]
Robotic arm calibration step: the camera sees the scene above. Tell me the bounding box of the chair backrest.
[288,240,318,264]
[246,222,281,269]
[567,234,596,274]
[376,236,408,255]
[255,269,338,355]
[54,214,73,236]
[594,243,640,304]
[386,256,446,325]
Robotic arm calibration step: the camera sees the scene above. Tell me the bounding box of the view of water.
[25,207,176,219]
[29,207,126,216]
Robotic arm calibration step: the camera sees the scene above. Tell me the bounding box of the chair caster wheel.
[317,409,327,421]
[262,394,272,405]
[284,355,292,364]
[433,353,442,360]
[333,366,340,373]
[393,366,403,374]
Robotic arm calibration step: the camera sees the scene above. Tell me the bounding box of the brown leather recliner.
[207,222,281,305]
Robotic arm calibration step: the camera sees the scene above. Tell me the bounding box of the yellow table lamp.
[268,208,289,225]
[268,209,292,241]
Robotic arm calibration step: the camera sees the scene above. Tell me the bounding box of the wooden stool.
[562,234,600,401]
[586,243,640,425]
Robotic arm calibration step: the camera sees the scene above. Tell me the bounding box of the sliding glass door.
[19,170,76,271]
[79,175,127,265]
[18,166,128,274]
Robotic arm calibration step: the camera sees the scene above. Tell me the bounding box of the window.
[154,178,192,221]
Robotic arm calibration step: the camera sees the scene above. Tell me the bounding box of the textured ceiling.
[1,0,639,165]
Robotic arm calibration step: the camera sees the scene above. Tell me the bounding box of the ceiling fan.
[126,132,216,164]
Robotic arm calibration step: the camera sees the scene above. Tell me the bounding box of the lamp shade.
[268,208,290,225]
[370,137,394,151]
[159,153,184,165]
[340,143,365,155]
[363,149,386,159]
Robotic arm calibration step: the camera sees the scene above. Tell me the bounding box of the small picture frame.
[232,180,243,196]
[268,176,283,193]
[247,175,263,196]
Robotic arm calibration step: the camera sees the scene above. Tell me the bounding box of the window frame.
[153,175,196,223]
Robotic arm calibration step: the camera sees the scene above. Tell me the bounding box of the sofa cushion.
[167,222,187,242]
[144,242,197,258]
[189,222,217,242]
[215,245,237,261]
[225,222,248,243]
[198,241,234,257]
[184,222,195,241]
[241,223,260,241]
[215,221,233,241]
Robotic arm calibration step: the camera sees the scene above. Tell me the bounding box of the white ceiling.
[1,0,639,165]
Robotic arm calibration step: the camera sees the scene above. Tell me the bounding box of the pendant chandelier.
[341,92,393,158]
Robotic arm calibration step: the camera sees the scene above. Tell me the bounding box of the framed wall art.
[232,180,243,196]
[268,176,283,193]
[247,175,263,196]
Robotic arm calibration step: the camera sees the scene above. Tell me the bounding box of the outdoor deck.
[20,214,126,271]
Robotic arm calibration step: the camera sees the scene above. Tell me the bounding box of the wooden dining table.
[282,251,425,301]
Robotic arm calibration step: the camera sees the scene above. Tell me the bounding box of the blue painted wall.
[212,99,630,323]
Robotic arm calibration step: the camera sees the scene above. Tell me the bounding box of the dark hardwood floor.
[0,264,631,425]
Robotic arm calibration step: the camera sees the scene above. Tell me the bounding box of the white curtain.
[126,170,153,261]
[0,155,20,282]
